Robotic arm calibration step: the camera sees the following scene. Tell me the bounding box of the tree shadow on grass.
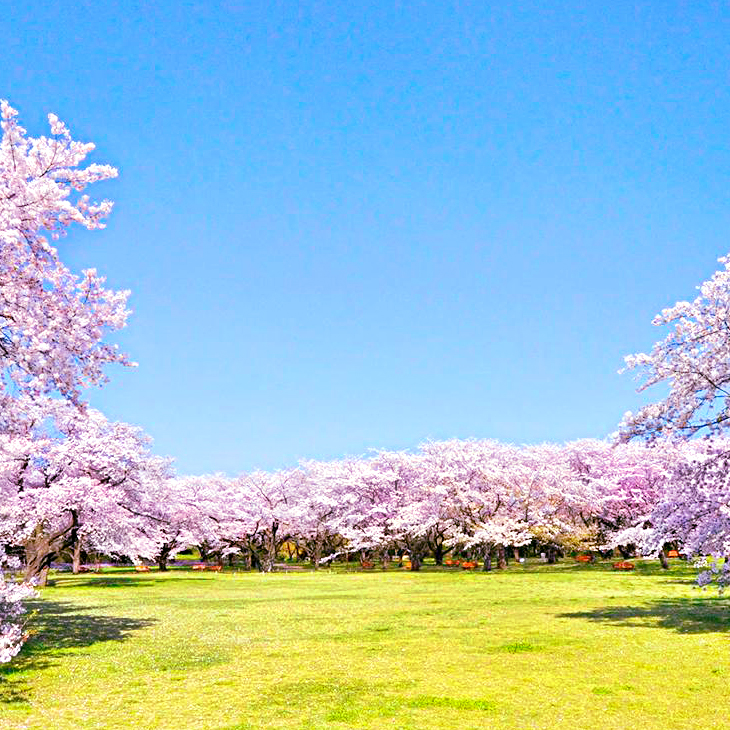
[559,597,730,634]
[0,600,155,705]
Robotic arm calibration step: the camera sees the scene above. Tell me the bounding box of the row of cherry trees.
[3,425,721,578]
[126,436,724,575]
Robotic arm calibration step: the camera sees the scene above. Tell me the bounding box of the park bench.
[360,560,374,569]
[667,550,680,558]
[206,565,223,572]
[461,561,477,569]
[575,555,592,563]
[612,561,635,571]
[192,563,207,570]
[134,565,150,572]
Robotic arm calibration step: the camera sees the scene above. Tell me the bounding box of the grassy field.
[1,560,728,730]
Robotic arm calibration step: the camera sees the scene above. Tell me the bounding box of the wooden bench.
[461,561,478,570]
[360,561,374,569]
[667,550,680,558]
[575,555,592,563]
[191,563,207,571]
[134,565,150,572]
[612,561,635,571]
[206,565,223,572]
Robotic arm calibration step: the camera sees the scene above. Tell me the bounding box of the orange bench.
[206,564,223,572]
[612,561,635,571]
[134,565,150,572]
[667,550,680,558]
[461,561,478,570]
[575,555,592,563]
[360,561,374,569]
[192,563,207,571]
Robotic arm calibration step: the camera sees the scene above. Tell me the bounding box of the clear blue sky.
[3,2,729,474]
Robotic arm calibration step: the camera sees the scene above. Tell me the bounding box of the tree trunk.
[72,538,83,574]
[547,547,557,564]
[312,539,323,571]
[157,545,171,571]
[513,547,520,562]
[24,541,55,584]
[482,546,493,572]
[497,545,507,570]
[433,543,445,566]
[659,549,669,570]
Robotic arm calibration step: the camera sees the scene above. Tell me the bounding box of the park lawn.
[0,561,728,730]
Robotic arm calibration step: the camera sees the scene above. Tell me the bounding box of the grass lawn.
[1,560,728,730]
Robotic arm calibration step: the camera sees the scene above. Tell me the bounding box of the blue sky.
[4,2,729,474]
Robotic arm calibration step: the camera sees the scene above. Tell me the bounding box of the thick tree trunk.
[72,538,83,574]
[24,541,55,585]
[547,547,557,564]
[409,553,422,571]
[659,549,669,570]
[482,546,493,572]
[513,547,520,562]
[157,545,171,571]
[497,545,507,569]
[433,543,445,565]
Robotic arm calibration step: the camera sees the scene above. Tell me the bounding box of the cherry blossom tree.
[615,439,730,575]
[620,255,730,441]
[564,439,679,564]
[618,253,730,588]
[0,397,172,584]
[0,101,131,404]
[420,440,579,569]
[206,469,309,572]
[145,475,228,570]
[0,101,136,660]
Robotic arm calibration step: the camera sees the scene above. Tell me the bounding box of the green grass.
[1,560,728,729]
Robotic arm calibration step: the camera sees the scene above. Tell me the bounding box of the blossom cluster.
[0,549,36,663]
